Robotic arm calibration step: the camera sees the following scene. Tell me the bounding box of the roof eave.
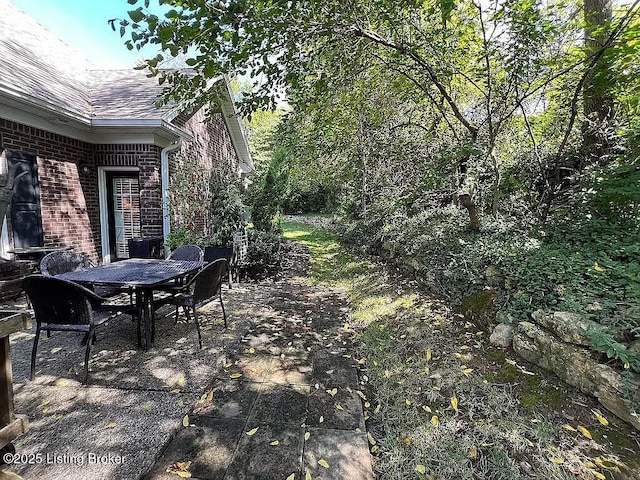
[218,75,255,174]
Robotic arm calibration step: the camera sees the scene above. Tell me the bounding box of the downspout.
[161,138,182,257]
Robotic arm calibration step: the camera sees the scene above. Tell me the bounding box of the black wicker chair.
[154,244,204,292]
[40,250,122,299]
[153,258,227,348]
[22,275,121,384]
[167,244,204,262]
[39,251,91,276]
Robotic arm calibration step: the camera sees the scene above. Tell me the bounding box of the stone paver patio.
[1,247,373,480]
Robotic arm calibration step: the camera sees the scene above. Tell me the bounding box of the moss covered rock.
[513,321,640,431]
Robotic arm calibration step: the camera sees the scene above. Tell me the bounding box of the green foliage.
[165,225,204,250]
[209,179,246,247]
[167,149,247,248]
[244,109,284,175]
[249,146,288,233]
[243,229,283,277]
[337,191,639,374]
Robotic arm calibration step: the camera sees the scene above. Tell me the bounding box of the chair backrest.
[189,258,226,306]
[168,244,204,262]
[40,251,92,276]
[22,275,102,327]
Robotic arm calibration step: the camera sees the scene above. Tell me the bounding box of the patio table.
[56,258,204,349]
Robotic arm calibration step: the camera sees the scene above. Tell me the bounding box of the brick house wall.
[0,118,163,263]
[0,118,97,259]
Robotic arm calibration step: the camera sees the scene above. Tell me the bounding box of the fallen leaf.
[229,373,243,379]
[305,468,312,480]
[166,461,192,477]
[426,349,432,362]
[431,415,439,426]
[451,396,459,412]
[103,422,117,429]
[592,410,609,426]
[367,433,376,445]
[318,459,329,468]
[405,398,412,406]
[335,404,344,410]
[415,464,426,474]
[562,424,577,432]
[270,440,279,446]
[551,458,564,464]
[305,432,310,440]
[462,368,474,375]
[51,347,62,353]
[589,470,606,480]
[319,416,324,423]
[577,425,593,440]
[182,415,189,427]
[422,405,432,413]
[467,446,477,459]
[327,388,337,397]
[246,427,259,436]
[286,474,295,480]
[593,262,605,272]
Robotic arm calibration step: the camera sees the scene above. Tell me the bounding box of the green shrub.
[243,229,283,277]
[338,197,640,374]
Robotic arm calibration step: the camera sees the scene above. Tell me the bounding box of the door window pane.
[112,177,141,258]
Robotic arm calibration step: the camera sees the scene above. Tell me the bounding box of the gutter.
[161,137,183,256]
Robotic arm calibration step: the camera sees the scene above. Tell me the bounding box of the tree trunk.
[583,0,614,162]
[458,194,480,231]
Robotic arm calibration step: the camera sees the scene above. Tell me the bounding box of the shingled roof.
[0,0,176,122]
[88,69,174,120]
[0,0,92,120]
[0,0,253,171]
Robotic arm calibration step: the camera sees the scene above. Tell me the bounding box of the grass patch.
[282,218,640,480]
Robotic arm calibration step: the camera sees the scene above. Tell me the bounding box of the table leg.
[142,289,152,350]
[135,290,143,348]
